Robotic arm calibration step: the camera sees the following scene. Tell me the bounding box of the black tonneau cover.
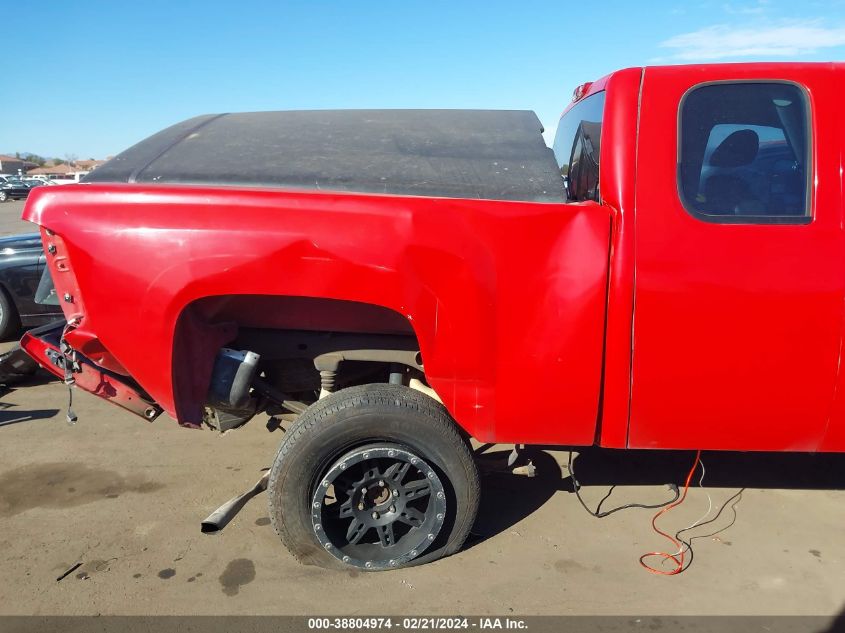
[84,110,566,202]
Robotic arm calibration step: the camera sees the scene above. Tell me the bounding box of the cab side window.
[679,82,810,223]
[552,92,605,202]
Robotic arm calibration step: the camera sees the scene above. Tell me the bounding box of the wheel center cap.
[370,486,391,505]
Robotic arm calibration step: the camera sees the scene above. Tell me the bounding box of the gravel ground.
[0,370,843,616]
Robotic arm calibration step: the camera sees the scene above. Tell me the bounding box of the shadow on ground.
[819,605,845,633]
[0,375,59,428]
[0,369,59,427]
[467,445,845,547]
[0,405,60,427]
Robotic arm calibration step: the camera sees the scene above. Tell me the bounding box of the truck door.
[629,65,844,451]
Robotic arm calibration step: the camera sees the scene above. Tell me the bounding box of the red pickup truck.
[20,62,845,571]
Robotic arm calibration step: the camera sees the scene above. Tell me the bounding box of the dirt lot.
[2,359,844,617]
[1,198,844,617]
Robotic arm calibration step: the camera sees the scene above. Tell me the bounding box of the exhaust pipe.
[201,471,270,534]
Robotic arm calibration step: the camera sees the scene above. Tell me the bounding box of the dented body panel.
[20,61,845,452]
[23,184,610,443]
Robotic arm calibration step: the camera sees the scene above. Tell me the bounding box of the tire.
[0,191,7,202]
[0,287,20,341]
[267,383,479,571]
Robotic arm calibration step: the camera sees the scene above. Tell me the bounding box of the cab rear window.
[678,82,810,223]
[552,92,605,202]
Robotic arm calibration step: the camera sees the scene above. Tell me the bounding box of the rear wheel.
[267,383,479,570]
[0,191,8,202]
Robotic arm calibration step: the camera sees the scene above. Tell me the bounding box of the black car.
[0,180,31,202]
[0,233,64,339]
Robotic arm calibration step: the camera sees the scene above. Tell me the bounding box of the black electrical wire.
[569,450,745,574]
[673,487,745,571]
[568,451,681,518]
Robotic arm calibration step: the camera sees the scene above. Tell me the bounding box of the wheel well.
[172,295,431,425]
[234,326,425,395]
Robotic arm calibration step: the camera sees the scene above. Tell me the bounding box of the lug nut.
[389,505,396,513]
[372,511,379,519]
[378,480,385,487]
[392,489,398,497]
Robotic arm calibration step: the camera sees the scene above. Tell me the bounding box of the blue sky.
[3,0,844,159]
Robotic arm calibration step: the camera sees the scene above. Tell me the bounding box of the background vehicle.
[19,62,845,572]
[0,180,31,202]
[47,171,88,185]
[0,233,63,339]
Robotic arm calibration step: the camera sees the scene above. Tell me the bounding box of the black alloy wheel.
[312,443,448,570]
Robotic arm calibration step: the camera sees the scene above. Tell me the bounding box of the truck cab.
[549,64,843,453]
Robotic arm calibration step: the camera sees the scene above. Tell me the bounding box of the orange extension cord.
[639,450,702,576]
